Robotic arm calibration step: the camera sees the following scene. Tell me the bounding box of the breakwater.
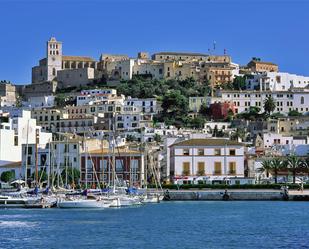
[163,189,309,201]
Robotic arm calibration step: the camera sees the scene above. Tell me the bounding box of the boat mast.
[47,139,51,187]
[24,119,30,185]
[112,103,116,194]
[35,128,39,185]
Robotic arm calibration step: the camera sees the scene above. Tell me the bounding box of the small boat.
[108,194,142,207]
[57,195,111,209]
[0,195,44,208]
[141,193,164,204]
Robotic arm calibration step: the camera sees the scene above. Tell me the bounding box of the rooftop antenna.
[224,48,227,55]
[213,41,216,51]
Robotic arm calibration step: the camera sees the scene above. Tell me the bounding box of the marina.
[0,201,308,249]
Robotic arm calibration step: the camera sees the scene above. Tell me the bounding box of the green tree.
[199,103,210,117]
[126,135,137,142]
[302,157,309,178]
[288,110,302,117]
[190,116,205,129]
[31,170,47,183]
[61,167,80,186]
[263,96,276,115]
[270,158,284,184]
[232,75,246,90]
[259,160,272,180]
[1,171,14,182]
[230,128,246,141]
[286,155,302,184]
[154,133,162,143]
[161,90,188,115]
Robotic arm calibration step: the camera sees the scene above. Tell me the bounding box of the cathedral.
[31,37,98,86]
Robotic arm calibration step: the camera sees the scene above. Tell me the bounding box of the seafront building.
[169,138,245,183]
[0,110,52,178]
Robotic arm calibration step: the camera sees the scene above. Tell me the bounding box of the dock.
[163,189,309,201]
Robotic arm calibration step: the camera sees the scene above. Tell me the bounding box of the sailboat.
[140,140,164,204]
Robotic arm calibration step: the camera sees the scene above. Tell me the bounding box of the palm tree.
[259,160,272,181]
[231,128,246,142]
[271,158,284,184]
[302,157,309,178]
[286,155,302,184]
[263,96,276,115]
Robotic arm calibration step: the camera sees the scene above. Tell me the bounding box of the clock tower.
[46,37,62,82]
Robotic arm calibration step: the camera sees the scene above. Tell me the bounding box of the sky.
[0,0,308,84]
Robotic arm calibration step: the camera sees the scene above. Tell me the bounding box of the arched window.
[52,68,56,76]
[301,96,304,104]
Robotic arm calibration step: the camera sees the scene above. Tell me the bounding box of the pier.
[163,189,309,201]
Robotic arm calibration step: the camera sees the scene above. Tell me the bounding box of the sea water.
[0,201,308,249]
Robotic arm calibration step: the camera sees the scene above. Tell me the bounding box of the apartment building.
[0,110,52,173]
[246,72,309,91]
[215,89,309,114]
[169,138,244,181]
[80,147,145,186]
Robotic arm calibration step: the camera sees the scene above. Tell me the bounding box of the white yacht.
[57,195,112,209]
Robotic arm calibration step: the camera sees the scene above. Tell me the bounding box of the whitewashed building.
[246,72,309,91]
[124,97,157,114]
[215,89,309,114]
[169,138,245,182]
[76,89,118,106]
[0,110,52,178]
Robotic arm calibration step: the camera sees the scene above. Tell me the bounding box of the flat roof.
[154,52,208,57]
[171,139,243,147]
[84,148,142,155]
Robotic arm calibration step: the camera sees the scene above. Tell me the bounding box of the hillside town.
[1,36,309,189]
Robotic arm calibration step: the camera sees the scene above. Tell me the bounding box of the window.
[197,149,204,156]
[87,159,93,172]
[116,159,124,172]
[197,162,205,175]
[14,136,18,146]
[27,156,32,165]
[99,159,108,171]
[214,148,221,156]
[182,162,190,175]
[229,162,236,175]
[130,159,139,170]
[183,149,190,156]
[229,149,236,156]
[301,96,304,105]
[52,68,56,76]
[214,162,222,175]
[26,147,33,155]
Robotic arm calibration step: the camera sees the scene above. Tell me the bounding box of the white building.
[23,96,55,109]
[246,72,309,91]
[0,110,52,178]
[21,140,81,181]
[216,88,309,114]
[169,138,245,182]
[76,89,118,106]
[124,97,157,114]
[263,133,307,148]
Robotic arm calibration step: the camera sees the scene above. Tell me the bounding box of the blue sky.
[0,0,308,84]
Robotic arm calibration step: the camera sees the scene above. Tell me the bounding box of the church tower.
[46,37,62,81]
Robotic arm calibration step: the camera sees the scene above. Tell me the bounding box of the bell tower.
[46,37,62,81]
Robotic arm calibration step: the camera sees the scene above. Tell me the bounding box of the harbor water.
[0,201,308,249]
